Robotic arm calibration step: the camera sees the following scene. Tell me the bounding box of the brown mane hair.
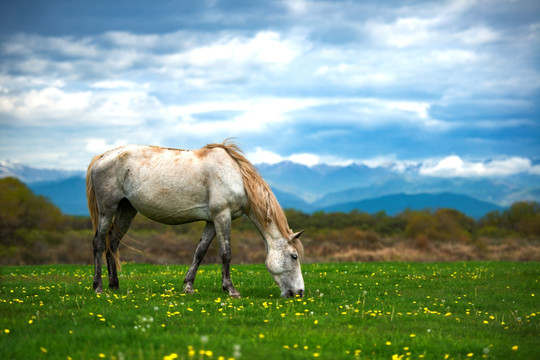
[204,140,293,239]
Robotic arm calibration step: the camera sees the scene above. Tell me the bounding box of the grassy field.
[1,262,539,359]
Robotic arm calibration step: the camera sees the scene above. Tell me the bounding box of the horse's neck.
[246,209,287,251]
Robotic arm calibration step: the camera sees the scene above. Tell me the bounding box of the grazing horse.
[86,140,304,298]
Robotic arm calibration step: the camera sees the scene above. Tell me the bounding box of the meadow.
[1,262,539,359]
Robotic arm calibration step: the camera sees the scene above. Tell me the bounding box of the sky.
[1,0,539,178]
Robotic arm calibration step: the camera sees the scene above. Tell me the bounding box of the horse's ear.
[291,229,305,241]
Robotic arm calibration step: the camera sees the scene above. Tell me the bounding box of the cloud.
[85,139,128,154]
[365,16,441,48]
[0,86,162,126]
[420,155,540,177]
[91,80,149,90]
[155,31,308,86]
[248,148,321,167]
[0,0,539,173]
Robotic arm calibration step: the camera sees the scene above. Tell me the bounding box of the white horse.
[86,140,304,298]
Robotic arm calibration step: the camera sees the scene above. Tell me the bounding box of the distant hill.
[322,193,504,219]
[28,177,88,216]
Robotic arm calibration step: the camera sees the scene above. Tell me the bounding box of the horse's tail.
[86,155,100,232]
[86,155,121,271]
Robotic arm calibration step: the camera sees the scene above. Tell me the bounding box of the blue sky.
[1,0,539,178]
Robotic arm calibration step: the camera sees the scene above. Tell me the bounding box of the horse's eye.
[291,254,298,260]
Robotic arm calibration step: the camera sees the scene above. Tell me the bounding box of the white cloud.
[155,31,307,85]
[314,63,395,87]
[457,26,501,45]
[248,148,320,167]
[91,80,149,90]
[420,155,540,177]
[85,139,128,154]
[365,17,441,48]
[3,34,98,58]
[288,153,320,167]
[428,49,478,66]
[1,86,162,126]
[248,148,285,165]
[166,97,323,134]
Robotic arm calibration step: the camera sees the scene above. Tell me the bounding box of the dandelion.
[259,333,265,339]
[467,353,473,357]
[386,341,392,346]
[163,353,178,360]
[98,354,106,358]
[410,334,416,338]
[512,346,518,351]
[40,347,47,353]
[4,329,9,334]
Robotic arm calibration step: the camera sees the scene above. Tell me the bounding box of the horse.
[86,140,305,298]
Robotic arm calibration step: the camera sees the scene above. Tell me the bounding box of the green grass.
[1,262,539,359]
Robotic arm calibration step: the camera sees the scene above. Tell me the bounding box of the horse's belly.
[131,196,211,225]
[125,180,212,225]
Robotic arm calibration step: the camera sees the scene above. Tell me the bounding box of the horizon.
[2,153,540,179]
[1,0,539,178]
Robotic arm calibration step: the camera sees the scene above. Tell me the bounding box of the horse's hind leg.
[213,211,241,298]
[107,199,137,290]
[184,222,216,294]
[93,213,115,293]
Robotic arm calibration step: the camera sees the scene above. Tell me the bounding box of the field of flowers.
[1,261,539,359]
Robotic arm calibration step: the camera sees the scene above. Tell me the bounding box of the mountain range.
[2,159,539,219]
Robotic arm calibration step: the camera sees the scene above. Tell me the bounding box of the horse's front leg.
[184,222,216,294]
[213,212,241,298]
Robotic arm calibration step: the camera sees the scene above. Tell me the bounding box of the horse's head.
[265,230,305,298]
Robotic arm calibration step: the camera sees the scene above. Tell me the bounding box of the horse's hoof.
[183,284,195,294]
[94,287,103,294]
[229,290,241,298]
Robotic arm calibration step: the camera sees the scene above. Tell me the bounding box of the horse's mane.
[204,140,293,239]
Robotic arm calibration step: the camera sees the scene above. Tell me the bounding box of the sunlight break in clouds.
[420,156,540,177]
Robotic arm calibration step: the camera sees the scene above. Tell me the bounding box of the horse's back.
[89,145,247,224]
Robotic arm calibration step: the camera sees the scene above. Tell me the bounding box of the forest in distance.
[1,177,539,266]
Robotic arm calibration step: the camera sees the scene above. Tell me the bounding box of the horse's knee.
[93,234,106,252]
